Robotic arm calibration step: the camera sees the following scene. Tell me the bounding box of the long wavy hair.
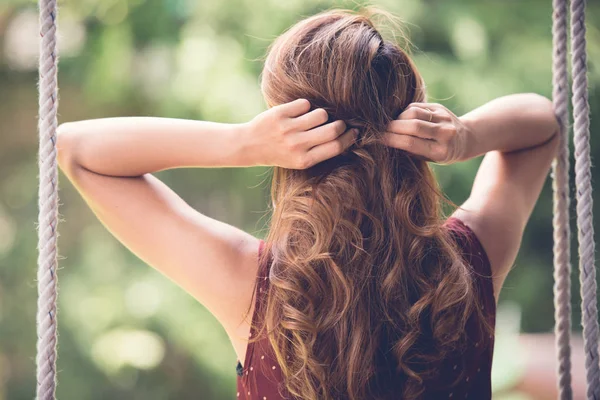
[251,9,487,400]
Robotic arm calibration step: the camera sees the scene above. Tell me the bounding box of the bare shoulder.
[452,202,521,302]
[58,160,263,362]
[453,136,558,301]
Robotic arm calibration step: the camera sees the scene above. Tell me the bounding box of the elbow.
[56,122,81,171]
[524,93,560,138]
[548,130,560,157]
[523,92,554,114]
[531,127,560,160]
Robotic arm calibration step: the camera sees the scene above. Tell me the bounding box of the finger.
[306,128,358,166]
[277,98,312,118]
[383,133,437,159]
[293,108,330,131]
[405,102,444,111]
[299,120,347,147]
[387,119,436,139]
[398,106,441,123]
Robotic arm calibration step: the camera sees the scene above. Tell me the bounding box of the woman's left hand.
[384,102,471,164]
[244,99,358,169]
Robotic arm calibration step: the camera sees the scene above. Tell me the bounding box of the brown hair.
[254,8,485,400]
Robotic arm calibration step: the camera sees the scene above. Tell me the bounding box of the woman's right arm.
[457,93,559,160]
[454,94,559,300]
[385,93,559,300]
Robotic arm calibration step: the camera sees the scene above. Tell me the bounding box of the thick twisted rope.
[36,0,59,399]
[571,0,600,398]
[552,0,573,398]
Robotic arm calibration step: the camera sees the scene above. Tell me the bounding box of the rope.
[571,0,600,397]
[551,0,573,397]
[36,0,59,399]
[30,0,598,399]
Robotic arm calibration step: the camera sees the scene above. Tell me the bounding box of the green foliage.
[0,0,599,398]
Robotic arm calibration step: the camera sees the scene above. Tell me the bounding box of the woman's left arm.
[56,99,356,344]
[59,100,356,176]
[58,117,255,176]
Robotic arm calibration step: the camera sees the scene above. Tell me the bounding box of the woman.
[57,9,559,400]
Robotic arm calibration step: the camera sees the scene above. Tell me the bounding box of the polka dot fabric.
[236,217,496,399]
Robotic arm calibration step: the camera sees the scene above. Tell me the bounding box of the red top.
[236,217,496,399]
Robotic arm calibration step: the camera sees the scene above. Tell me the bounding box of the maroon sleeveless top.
[236,217,496,399]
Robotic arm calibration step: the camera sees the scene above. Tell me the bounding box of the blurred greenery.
[0,0,599,399]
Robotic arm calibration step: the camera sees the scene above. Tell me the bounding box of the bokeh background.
[1,0,599,399]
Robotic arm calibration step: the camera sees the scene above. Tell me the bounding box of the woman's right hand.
[384,102,471,164]
[244,99,358,169]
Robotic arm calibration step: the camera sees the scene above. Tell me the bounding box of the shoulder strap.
[251,240,271,332]
[445,217,496,317]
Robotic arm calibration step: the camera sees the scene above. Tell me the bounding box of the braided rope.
[570,0,600,398]
[36,0,59,399]
[30,1,598,399]
[552,0,573,397]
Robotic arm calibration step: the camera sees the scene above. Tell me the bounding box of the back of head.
[258,9,479,400]
[262,9,423,140]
